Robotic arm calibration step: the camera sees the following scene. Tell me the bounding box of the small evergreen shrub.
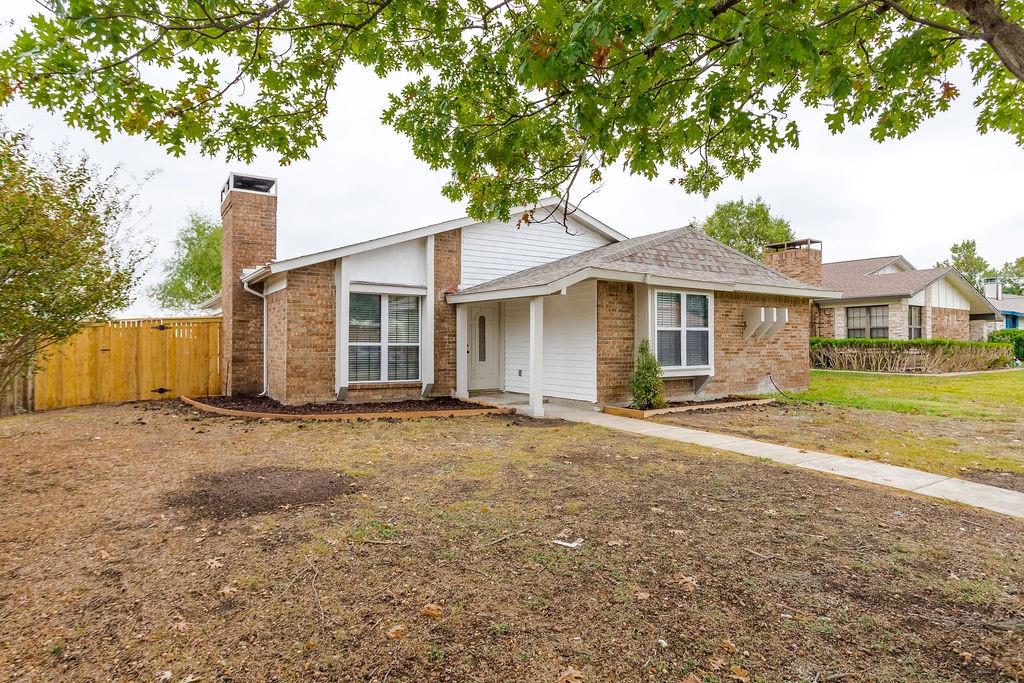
[809,337,1014,373]
[630,338,668,410]
[989,329,1024,360]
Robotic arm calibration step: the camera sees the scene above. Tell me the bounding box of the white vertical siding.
[502,282,597,402]
[345,238,427,286]
[929,277,971,310]
[461,217,611,288]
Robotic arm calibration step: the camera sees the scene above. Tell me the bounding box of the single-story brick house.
[777,244,1004,342]
[985,278,1023,332]
[211,173,839,415]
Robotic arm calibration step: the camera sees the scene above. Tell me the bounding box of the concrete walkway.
[485,396,1024,520]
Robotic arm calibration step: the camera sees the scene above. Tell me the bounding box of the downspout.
[243,280,269,396]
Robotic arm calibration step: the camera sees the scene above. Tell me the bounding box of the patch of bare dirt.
[165,467,360,519]
[488,412,571,428]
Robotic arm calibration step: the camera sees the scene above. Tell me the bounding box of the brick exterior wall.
[595,284,811,403]
[432,229,461,396]
[704,292,811,396]
[221,189,277,395]
[811,304,836,338]
[596,281,635,403]
[931,306,970,340]
[265,263,337,405]
[763,247,823,286]
[346,382,423,402]
[889,301,909,340]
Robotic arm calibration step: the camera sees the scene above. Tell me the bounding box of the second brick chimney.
[220,173,277,395]
[763,239,823,286]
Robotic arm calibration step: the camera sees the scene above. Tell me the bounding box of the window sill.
[347,381,421,388]
[662,367,713,378]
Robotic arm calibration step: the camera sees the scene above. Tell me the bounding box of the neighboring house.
[765,245,1002,341]
[210,173,837,415]
[984,278,1023,332]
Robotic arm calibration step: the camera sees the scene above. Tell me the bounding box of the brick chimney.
[220,173,277,395]
[763,239,823,286]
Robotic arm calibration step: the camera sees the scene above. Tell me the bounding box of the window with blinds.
[349,294,420,382]
[846,305,889,339]
[654,291,712,369]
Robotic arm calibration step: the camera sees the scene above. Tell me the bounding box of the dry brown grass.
[1,401,1022,682]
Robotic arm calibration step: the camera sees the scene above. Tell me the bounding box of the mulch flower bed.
[182,395,514,421]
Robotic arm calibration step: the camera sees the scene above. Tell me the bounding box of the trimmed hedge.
[988,329,1024,360]
[810,337,1015,373]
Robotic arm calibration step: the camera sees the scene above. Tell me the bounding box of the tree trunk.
[941,0,1024,82]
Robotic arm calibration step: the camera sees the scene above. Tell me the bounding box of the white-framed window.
[654,290,712,370]
[847,305,889,339]
[349,293,420,382]
[908,305,924,339]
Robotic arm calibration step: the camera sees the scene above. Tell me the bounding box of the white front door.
[468,303,500,390]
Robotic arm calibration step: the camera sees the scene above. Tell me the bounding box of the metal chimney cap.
[222,172,277,202]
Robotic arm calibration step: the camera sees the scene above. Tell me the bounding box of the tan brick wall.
[931,306,970,340]
[264,263,337,405]
[221,190,277,395]
[432,229,461,396]
[764,247,823,286]
[705,292,811,396]
[811,304,836,338]
[596,281,635,403]
[266,289,287,400]
[346,382,423,402]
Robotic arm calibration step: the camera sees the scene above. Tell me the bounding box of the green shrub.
[988,329,1024,360]
[810,337,1014,373]
[630,338,667,410]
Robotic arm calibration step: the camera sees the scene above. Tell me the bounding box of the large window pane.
[388,346,419,381]
[686,330,709,366]
[656,330,682,367]
[869,305,889,328]
[388,295,419,344]
[349,346,381,382]
[656,292,681,327]
[349,293,381,343]
[686,294,709,327]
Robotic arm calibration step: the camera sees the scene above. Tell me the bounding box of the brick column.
[220,181,277,396]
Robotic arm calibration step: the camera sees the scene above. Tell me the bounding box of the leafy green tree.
[151,212,221,311]
[935,240,992,288]
[629,338,667,410]
[994,256,1024,295]
[700,198,794,261]
[2,1,1024,219]
[0,130,149,396]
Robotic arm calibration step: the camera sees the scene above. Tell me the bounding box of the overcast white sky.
[3,2,1022,316]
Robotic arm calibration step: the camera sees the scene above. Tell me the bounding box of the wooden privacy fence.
[31,317,222,412]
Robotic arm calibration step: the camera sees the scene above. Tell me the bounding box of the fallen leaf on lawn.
[607,539,625,547]
[205,558,223,570]
[218,585,237,596]
[386,624,407,639]
[721,638,738,653]
[180,675,200,683]
[707,656,725,671]
[635,591,651,600]
[649,507,665,514]
[681,675,702,683]
[171,621,188,633]
[674,573,698,591]
[557,667,584,683]
[728,664,750,682]
[157,672,172,682]
[419,603,443,619]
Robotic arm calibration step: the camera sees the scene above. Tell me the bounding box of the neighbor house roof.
[990,295,1024,316]
[448,226,840,302]
[824,267,953,300]
[241,197,626,283]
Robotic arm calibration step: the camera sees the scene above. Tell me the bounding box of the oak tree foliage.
[699,197,794,260]
[2,0,1023,220]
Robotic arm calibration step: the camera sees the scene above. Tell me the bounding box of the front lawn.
[1,402,1022,682]
[657,369,1024,485]
[790,369,1024,420]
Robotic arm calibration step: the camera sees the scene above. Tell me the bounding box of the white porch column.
[334,259,350,398]
[454,303,469,399]
[529,296,545,417]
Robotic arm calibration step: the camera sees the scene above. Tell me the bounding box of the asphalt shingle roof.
[990,295,1024,315]
[456,226,825,296]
